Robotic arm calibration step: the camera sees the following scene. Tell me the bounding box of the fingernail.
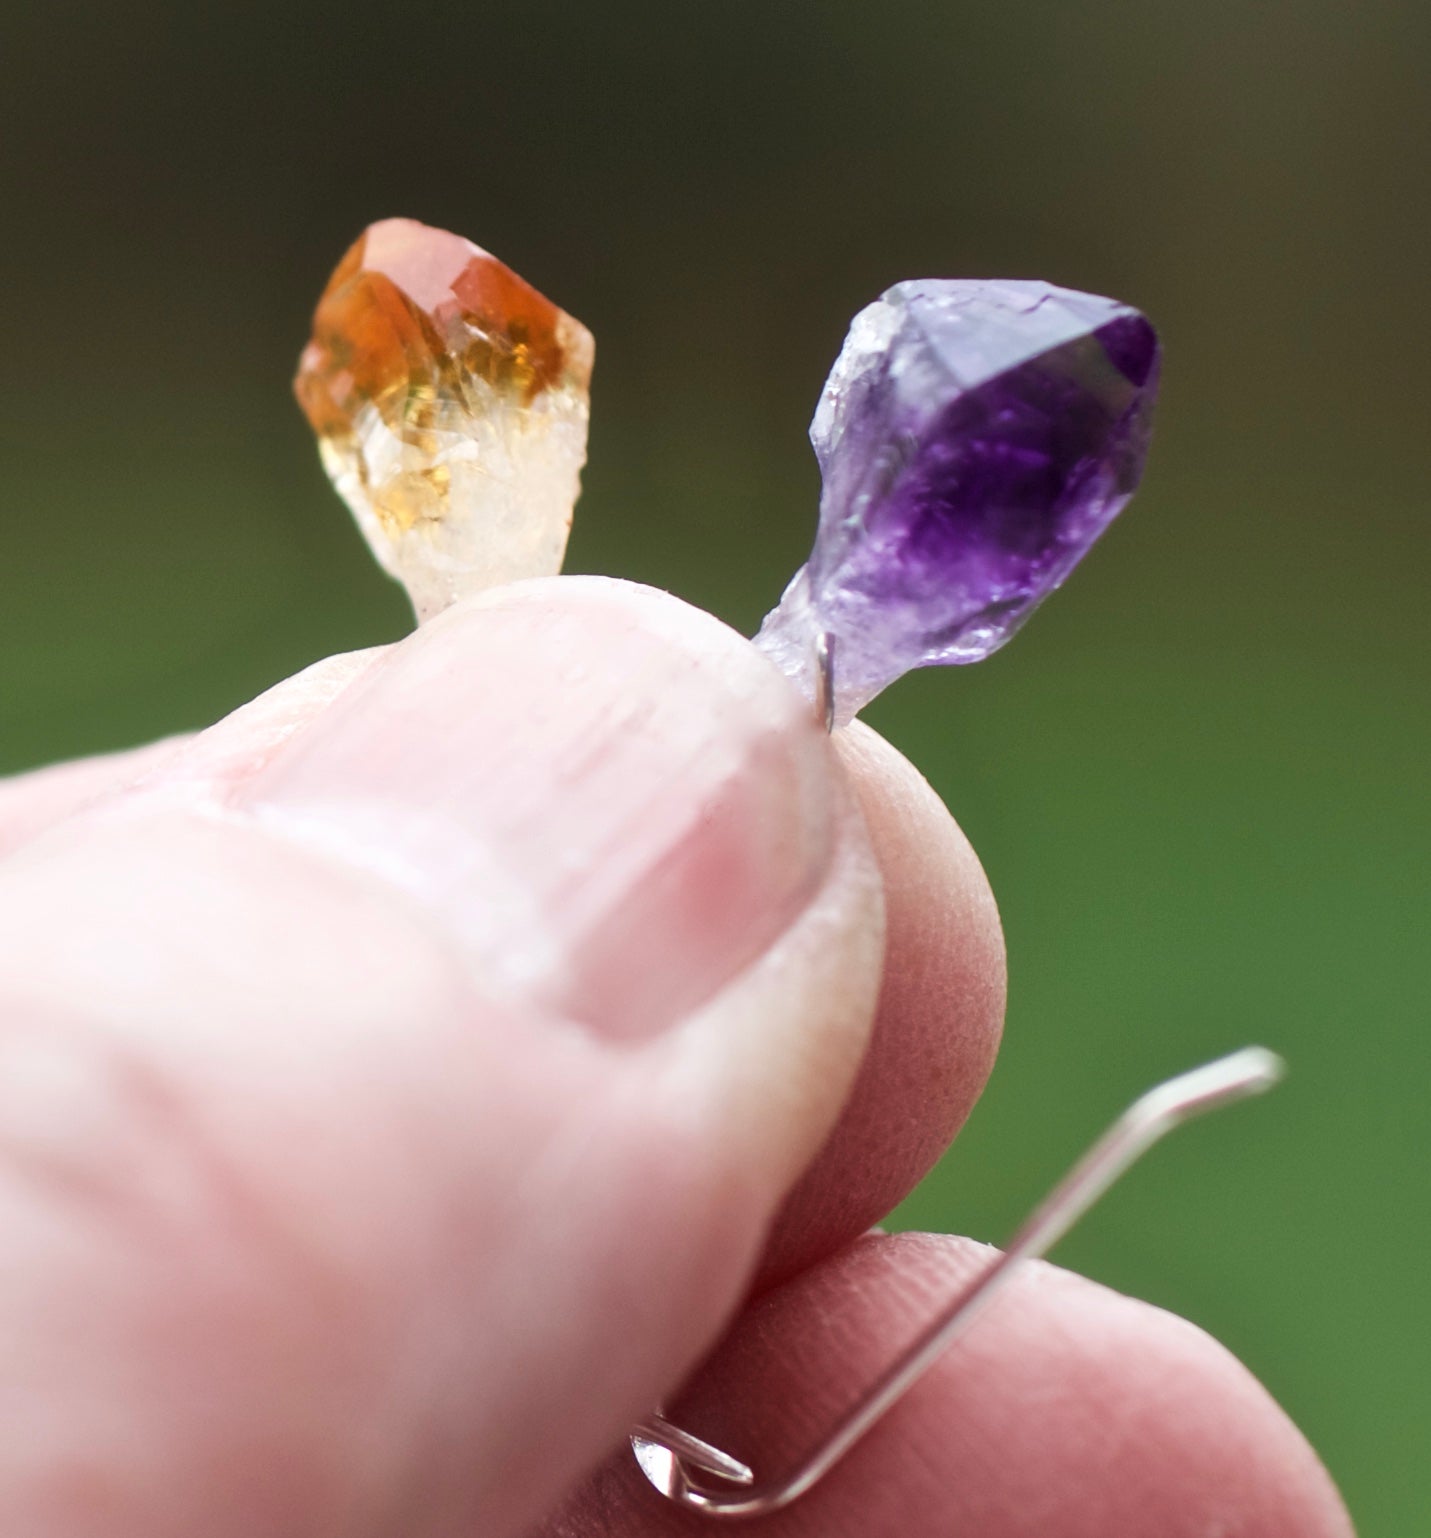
[235,582,836,1040]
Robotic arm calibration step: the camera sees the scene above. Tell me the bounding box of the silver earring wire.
[812,631,837,735]
[630,1045,1285,1520]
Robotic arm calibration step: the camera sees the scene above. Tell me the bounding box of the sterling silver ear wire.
[630,1046,1285,1520]
[812,631,837,735]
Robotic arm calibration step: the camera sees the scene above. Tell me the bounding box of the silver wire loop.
[630,1046,1285,1520]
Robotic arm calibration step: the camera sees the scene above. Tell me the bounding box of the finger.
[0,578,889,1538]
[7,610,1006,1301]
[542,1232,1354,1538]
[0,739,182,859]
[23,629,1009,1299]
[0,649,383,859]
[130,647,384,796]
[757,724,1005,1290]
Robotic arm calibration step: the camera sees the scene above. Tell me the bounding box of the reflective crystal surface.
[755,279,1159,722]
[295,218,593,621]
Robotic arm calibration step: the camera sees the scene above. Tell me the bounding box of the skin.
[0,578,1353,1538]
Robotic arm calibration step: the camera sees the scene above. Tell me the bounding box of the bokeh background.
[2,2,1426,1530]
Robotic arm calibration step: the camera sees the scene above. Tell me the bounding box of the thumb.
[0,579,884,1538]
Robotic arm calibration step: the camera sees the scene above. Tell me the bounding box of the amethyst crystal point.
[755,279,1160,723]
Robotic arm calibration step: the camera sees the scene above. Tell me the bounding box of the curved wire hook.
[630,1046,1285,1520]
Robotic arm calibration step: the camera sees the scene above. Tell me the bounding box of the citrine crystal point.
[755,279,1160,724]
[295,217,594,621]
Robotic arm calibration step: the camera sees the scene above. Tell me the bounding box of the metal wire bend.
[630,1046,1285,1520]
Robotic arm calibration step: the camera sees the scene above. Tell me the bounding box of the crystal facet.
[295,218,594,621]
[755,279,1159,722]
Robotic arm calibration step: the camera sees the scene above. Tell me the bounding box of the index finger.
[542,1233,1353,1538]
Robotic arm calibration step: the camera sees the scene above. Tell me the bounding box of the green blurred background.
[2,1,1425,1529]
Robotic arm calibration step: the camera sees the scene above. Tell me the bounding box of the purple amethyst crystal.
[755,279,1160,722]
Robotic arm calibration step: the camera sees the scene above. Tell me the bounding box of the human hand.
[0,580,1351,1537]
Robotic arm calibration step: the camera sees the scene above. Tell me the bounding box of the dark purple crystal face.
[755,280,1160,721]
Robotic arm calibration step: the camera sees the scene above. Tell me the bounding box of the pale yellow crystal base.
[320,365,590,623]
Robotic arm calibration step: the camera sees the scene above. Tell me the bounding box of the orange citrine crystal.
[295,218,594,620]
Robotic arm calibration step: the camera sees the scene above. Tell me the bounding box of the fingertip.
[547,1232,1353,1538]
[0,578,891,1538]
[756,724,1007,1289]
